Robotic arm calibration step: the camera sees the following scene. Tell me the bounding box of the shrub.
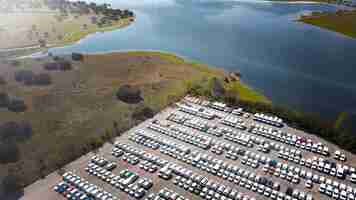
[210,77,225,98]
[44,62,58,70]
[116,85,143,104]
[0,121,33,142]
[0,76,6,85]
[0,172,23,196]
[33,73,52,85]
[58,60,72,71]
[72,53,84,61]
[7,97,27,112]
[132,106,155,121]
[44,60,72,71]
[0,92,9,107]
[0,141,20,164]
[14,70,35,83]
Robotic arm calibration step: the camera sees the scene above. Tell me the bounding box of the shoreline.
[298,9,356,38]
[0,17,135,58]
[267,0,325,4]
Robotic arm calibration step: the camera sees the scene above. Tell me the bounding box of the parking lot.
[21,96,356,200]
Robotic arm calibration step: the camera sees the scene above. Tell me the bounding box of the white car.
[305,180,313,189]
[319,184,326,193]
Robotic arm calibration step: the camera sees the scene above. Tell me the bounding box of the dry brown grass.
[0,12,132,49]
[0,51,267,189]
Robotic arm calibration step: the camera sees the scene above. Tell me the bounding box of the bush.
[43,60,72,71]
[116,85,143,104]
[0,173,23,196]
[33,73,52,85]
[0,141,20,164]
[44,62,58,70]
[132,106,155,121]
[0,121,33,142]
[7,97,27,112]
[14,70,35,83]
[59,60,72,71]
[0,92,9,107]
[210,77,226,98]
[14,70,51,86]
[72,53,84,61]
[0,76,6,85]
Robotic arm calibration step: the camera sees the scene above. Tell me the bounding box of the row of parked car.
[114,142,169,168]
[145,188,190,200]
[90,155,117,171]
[335,151,348,162]
[86,162,151,199]
[131,125,317,200]
[166,112,192,124]
[132,129,191,154]
[54,181,93,200]
[278,149,353,181]
[206,126,228,137]
[139,160,159,173]
[173,171,256,200]
[60,171,118,200]
[178,98,356,198]
[167,112,215,134]
[223,130,254,148]
[319,180,356,200]
[183,117,211,132]
[148,120,213,149]
[253,113,284,127]
[221,115,247,130]
[168,163,256,200]
[264,157,356,196]
[130,132,282,199]
[249,124,329,156]
[170,161,313,200]
[132,128,292,198]
[177,103,215,120]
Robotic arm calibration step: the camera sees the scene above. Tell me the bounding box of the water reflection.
[49,0,356,117]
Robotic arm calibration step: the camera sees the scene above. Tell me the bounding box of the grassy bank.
[299,10,356,38]
[61,17,133,45]
[268,0,336,3]
[0,0,134,59]
[0,51,267,196]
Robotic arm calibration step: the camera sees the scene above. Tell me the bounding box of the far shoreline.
[0,17,135,58]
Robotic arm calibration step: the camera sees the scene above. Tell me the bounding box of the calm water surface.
[48,0,356,118]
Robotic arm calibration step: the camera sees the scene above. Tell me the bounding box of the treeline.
[45,0,134,18]
[186,77,356,154]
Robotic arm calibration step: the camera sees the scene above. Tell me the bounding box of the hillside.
[0,0,134,50]
[0,51,268,197]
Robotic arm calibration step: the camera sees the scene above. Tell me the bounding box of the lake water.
[48,0,356,118]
